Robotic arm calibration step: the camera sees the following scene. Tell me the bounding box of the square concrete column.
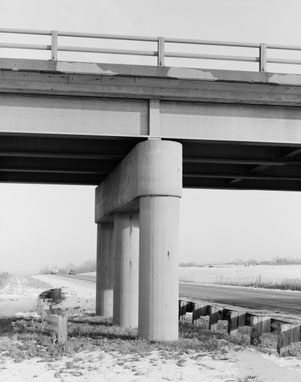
[139,196,180,341]
[96,222,114,317]
[113,212,139,328]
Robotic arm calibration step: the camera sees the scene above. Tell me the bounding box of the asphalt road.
[180,282,301,315]
[63,274,301,315]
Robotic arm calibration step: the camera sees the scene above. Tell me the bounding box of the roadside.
[0,274,301,382]
[0,274,51,317]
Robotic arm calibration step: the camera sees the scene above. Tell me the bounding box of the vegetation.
[211,277,301,291]
[180,261,301,291]
[180,256,301,268]
[1,313,299,367]
[0,314,245,363]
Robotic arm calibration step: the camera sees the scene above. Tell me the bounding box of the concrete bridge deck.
[1,58,301,191]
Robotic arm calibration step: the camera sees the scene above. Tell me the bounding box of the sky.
[1,0,301,273]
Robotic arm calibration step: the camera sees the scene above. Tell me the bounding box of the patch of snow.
[1,275,301,381]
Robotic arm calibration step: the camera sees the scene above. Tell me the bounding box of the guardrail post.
[158,37,165,66]
[259,43,267,72]
[51,30,58,60]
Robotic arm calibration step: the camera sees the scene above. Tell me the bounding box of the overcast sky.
[1,0,301,273]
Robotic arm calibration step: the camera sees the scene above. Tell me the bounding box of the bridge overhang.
[1,58,301,191]
[1,58,301,106]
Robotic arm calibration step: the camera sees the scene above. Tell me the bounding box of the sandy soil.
[0,274,301,382]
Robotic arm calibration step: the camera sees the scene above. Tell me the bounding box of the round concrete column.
[138,196,179,341]
[113,213,139,328]
[96,223,114,317]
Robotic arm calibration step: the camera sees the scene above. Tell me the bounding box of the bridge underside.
[1,133,301,191]
[1,59,301,192]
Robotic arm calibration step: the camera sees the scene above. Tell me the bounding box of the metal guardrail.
[37,288,67,344]
[179,300,301,354]
[1,28,301,72]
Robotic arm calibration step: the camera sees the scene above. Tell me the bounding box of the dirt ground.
[0,274,301,382]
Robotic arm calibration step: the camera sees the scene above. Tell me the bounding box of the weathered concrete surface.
[95,140,182,222]
[160,101,301,144]
[2,58,301,191]
[2,59,301,146]
[2,93,301,145]
[1,58,301,106]
[0,94,148,136]
[2,57,301,85]
[95,140,182,341]
[96,223,114,317]
[113,213,139,328]
[138,196,180,341]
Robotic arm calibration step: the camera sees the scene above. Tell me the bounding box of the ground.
[1,274,301,382]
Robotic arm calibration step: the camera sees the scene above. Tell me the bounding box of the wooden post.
[237,312,246,328]
[228,311,239,335]
[178,300,186,318]
[250,316,271,345]
[46,314,67,344]
[179,301,194,322]
[57,315,68,343]
[209,307,221,331]
[277,324,301,354]
[192,304,209,326]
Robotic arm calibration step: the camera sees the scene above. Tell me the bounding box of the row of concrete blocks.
[179,300,301,353]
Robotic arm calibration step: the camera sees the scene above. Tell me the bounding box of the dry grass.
[0,314,246,363]
[1,313,300,364]
[213,278,301,291]
[180,265,301,291]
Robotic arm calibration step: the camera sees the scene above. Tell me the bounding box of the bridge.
[1,28,301,341]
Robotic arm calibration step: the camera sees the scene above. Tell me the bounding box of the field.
[179,264,301,290]
[1,274,301,381]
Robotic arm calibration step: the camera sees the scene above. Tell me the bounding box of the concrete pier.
[139,196,180,341]
[96,223,114,317]
[95,140,182,340]
[113,213,139,328]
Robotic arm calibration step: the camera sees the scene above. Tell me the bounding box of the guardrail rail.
[37,287,67,344]
[179,299,301,354]
[1,28,301,73]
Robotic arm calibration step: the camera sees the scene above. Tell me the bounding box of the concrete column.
[113,213,139,328]
[138,196,179,341]
[95,139,182,339]
[96,223,114,317]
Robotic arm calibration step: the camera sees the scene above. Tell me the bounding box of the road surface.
[63,274,301,316]
[179,282,301,315]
